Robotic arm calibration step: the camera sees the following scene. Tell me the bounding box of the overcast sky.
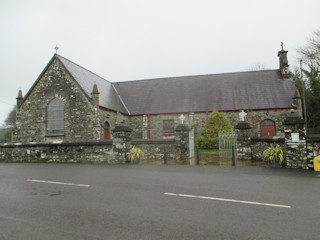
[0,0,319,126]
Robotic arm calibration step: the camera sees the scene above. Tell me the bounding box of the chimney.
[16,89,23,108]
[278,42,289,78]
[91,82,100,107]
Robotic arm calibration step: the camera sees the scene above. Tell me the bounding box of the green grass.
[195,148,219,153]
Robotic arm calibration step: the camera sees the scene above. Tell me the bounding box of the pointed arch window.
[47,98,64,135]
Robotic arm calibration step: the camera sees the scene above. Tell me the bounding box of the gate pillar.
[235,121,252,161]
[175,124,190,162]
[283,114,307,169]
[112,124,132,163]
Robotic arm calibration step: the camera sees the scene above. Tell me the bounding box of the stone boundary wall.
[235,116,318,169]
[0,124,191,164]
[235,133,320,169]
[0,141,115,163]
[251,137,285,162]
[306,135,320,169]
[132,139,188,164]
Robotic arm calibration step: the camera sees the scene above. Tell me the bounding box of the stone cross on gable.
[239,110,247,121]
[179,114,186,124]
[54,45,59,54]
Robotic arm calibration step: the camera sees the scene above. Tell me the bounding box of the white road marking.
[164,192,291,209]
[27,179,90,187]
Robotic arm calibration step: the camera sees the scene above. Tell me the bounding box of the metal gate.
[219,130,237,166]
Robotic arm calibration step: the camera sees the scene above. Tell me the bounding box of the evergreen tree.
[196,110,232,149]
[293,29,320,133]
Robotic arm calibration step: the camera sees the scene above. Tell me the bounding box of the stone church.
[12,46,300,144]
[2,45,313,167]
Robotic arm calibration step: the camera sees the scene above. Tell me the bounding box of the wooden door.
[104,127,110,139]
[261,125,276,136]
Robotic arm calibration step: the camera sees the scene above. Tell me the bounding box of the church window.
[260,119,276,137]
[104,121,110,139]
[163,120,175,135]
[47,98,64,135]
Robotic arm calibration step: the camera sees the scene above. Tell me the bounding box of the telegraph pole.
[300,59,307,130]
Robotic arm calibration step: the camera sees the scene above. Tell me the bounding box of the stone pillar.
[142,115,148,140]
[91,83,100,140]
[283,115,307,169]
[16,90,23,125]
[189,128,195,165]
[91,82,100,107]
[112,124,132,163]
[16,90,23,108]
[277,42,290,78]
[12,90,24,143]
[235,121,252,161]
[175,124,190,161]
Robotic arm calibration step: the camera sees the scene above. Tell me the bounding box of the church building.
[12,45,300,145]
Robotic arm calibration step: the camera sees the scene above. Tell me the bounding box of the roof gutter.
[128,106,296,116]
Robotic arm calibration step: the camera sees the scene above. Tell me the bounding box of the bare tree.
[4,107,16,128]
[246,62,268,71]
[297,29,320,67]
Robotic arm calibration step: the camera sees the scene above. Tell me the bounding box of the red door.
[104,127,110,139]
[261,125,276,136]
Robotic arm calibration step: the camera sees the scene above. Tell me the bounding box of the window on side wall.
[47,98,64,135]
[260,119,276,137]
[163,120,175,135]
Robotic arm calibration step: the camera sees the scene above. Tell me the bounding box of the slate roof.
[56,55,127,113]
[56,55,296,115]
[115,70,296,115]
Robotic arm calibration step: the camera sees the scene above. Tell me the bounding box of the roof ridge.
[56,54,110,83]
[115,69,280,84]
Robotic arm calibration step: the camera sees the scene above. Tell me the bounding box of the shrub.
[263,145,284,165]
[127,147,144,164]
[196,110,233,149]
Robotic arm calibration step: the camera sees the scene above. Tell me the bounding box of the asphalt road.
[0,163,319,240]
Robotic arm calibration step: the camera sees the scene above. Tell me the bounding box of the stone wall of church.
[128,116,144,139]
[127,108,296,141]
[13,59,99,143]
[98,108,129,139]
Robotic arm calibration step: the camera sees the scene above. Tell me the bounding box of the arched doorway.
[104,122,110,139]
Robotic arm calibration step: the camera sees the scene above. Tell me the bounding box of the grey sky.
[1,0,319,126]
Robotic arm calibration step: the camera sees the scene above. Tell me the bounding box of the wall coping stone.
[112,124,132,132]
[0,140,113,148]
[251,137,285,143]
[132,139,175,145]
[306,134,320,142]
[283,116,305,125]
[175,124,190,132]
[235,121,252,129]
